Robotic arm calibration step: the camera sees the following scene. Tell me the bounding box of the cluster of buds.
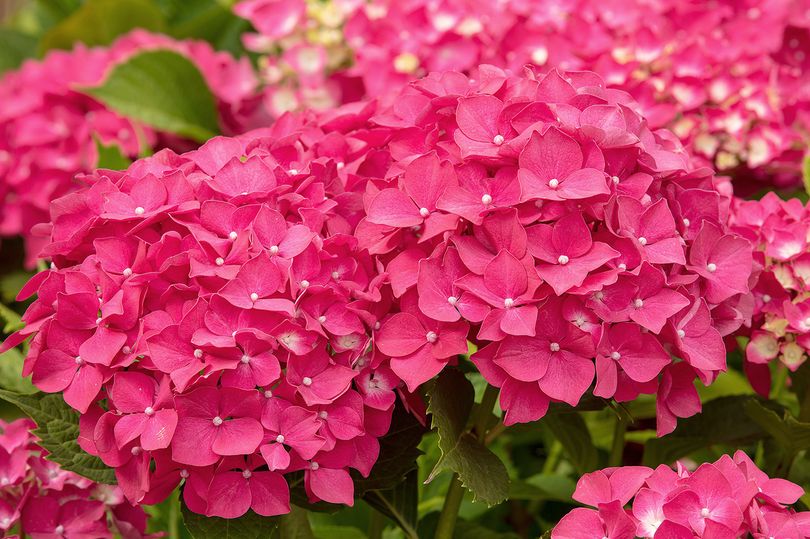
[553,452,810,538]
[0,418,152,538]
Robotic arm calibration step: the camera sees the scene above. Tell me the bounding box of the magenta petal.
[140,409,177,451]
[207,472,251,519]
[63,365,103,413]
[249,472,291,516]
[376,313,428,357]
[212,418,263,456]
[31,350,76,393]
[307,467,354,506]
[171,417,218,466]
[113,413,148,449]
[260,443,291,471]
[366,188,421,227]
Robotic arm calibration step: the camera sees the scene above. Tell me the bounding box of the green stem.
[434,474,466,539]
[473,384,500,440]
[368,509,386,539]
[434,384,500,539]
[168,490,179,539]
[608,413,627,467]
[541,441,562,475]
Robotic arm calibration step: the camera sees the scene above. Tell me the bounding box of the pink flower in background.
[553,452,810,539]
[730,193,810,393]
[0,419,151,537]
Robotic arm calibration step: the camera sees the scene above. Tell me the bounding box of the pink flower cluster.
[730,193,810,394]
[0,418,152,538]
[361,66,752,435]
[235,0,810,190]
[552,451,810,539]
[0,29,257,267]
[2,112,407,518]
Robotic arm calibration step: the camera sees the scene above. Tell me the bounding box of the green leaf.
[643,395,776,466]
[310,525,366,539]
[542,412,599,474]
[278,506,316,539]
[803,152,810,197]
[82,50,220,142]
[164,0,249,56]
[0,348,36,394]
[426,369,510,506]
[94,136,132,170]
[0,389,115,483]
[0,303,23,334]
[362,470,419,539]
[181,502,279,538]
[39,0,167,52]
[0,29,37,75]
[454,520,522,539]
[0,271,33,305]
[508,473,576,502]
[745,399,810,453]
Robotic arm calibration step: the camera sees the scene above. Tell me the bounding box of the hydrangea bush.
[0,1,810,538]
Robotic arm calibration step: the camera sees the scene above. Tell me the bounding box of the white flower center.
[481,193,493,205]
[212,416,223,426]
[302,376,313,386]
[55,525,65,535]
[318,315,327,323]
[250,292,259,302]
[242,470,252,479]
[611,175,620,184]
[331,271,340,279]
[276,434,285,444]
[241,354,250,364]
[706,263,717,273]
[633,298,644,308]
[548,178,560,189]
[180,469,189,478]
[618,263,627,271]
[419,207,430,217]
[123,268,132,277]
[700,507,710,518]
[557,255,569,265]
[504,297,515,308]
[638,237,647,246]
[215,257,225,266]
[288,169,299,175]
[493,135,505,146]
[310,461,320,470]
[144,406,154,416]
[426,331,438,343]
[300,280,310,288]
[550,342,561,352]
[228,231,238,240]
[447,296,458,305]
[611,351,621,360]
[75,356,83,365]
[683,218,690,226]
[677,329,686,338]
[194,349,203,359]
[131,446,142,455]
[319,411,328,419]
[134,207,145,215]
[270,245,279,255]
[762,294,772,303]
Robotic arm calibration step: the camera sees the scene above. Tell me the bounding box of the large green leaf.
[181,502,279,539]
[542,412,599,474]
[0,303,23,334]
[745,400,810,453]
[39,0,167,52]
[426,369,510,506]
[0,389,115,483]
[643,395,777,466]
[278,506,316,539]
[0,29,37,75]
[83,50,220,142]
[508,473,576,502]
[0,348,36,394]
